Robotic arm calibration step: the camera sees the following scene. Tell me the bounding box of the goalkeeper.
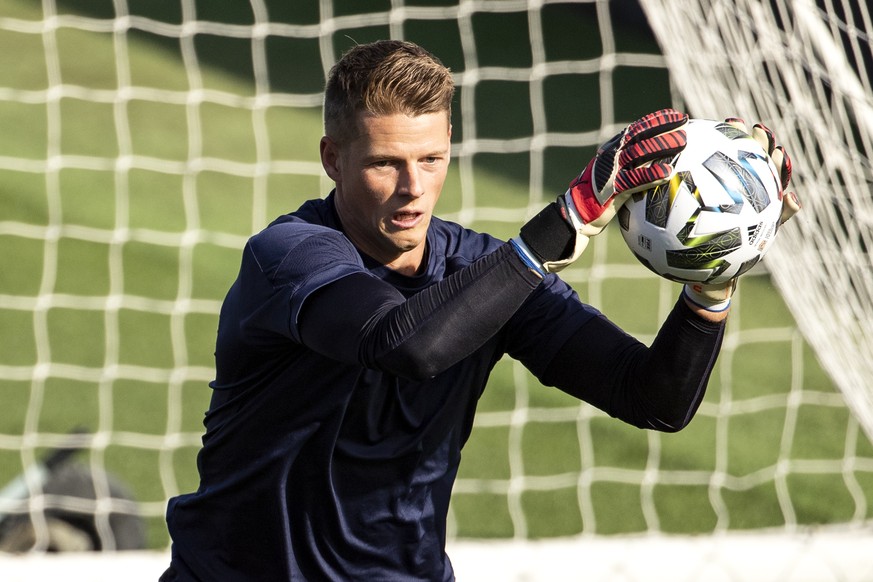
[161,40,798,581]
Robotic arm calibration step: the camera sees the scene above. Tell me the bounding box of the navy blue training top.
[164,193,722,581]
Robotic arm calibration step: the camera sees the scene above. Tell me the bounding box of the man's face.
[321,111,451,275]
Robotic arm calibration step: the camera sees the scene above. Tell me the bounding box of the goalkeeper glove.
[511,109,688,274]
[683,118,802,312]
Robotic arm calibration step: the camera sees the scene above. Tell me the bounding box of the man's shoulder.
[264,197,335,231]
[252,215,344,253]
[254,197,343,244]
[430,215,504,260]
[247,198,359,274]
[287,196,337,225]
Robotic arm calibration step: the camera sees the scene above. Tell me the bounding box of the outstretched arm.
[539,297,725,431]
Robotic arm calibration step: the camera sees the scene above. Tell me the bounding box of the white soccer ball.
[617,118,784,285]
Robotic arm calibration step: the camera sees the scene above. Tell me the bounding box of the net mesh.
[641,0,873,446]
[1,0,872,578]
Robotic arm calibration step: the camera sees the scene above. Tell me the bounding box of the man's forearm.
[540,297,725,431]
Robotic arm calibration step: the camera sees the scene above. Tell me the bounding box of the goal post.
[1,0,872,580]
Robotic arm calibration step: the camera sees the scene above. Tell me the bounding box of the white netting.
[0,0,872,579]
[641,0,873,442]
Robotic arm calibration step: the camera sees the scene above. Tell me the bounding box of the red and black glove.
[512,109,688,274]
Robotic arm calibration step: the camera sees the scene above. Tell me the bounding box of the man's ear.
[447,124,453,165]
[320,136,341,182]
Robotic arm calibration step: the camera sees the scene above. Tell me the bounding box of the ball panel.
[645,182,672,228]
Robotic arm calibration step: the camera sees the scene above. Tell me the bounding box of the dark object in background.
[0,434,146,553]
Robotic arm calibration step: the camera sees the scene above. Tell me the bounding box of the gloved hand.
[683,118,802,312]
[511,109,688,274]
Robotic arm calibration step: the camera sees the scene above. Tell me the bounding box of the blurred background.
[1,0,872,580]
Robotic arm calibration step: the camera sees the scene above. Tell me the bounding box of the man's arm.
[299,109,691,380]
[538,297,725,431]
[299,243,542,380]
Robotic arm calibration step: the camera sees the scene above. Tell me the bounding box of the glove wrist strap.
[683,283,733,313]
[509,238,546,277]
[518,201,577,265]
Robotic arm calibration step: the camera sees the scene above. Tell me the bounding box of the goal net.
[642,0,873,460]
[1,0,872,580]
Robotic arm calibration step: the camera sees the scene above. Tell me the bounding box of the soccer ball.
[617,118,784,285]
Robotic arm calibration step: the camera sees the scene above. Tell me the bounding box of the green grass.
[1,0,872,549]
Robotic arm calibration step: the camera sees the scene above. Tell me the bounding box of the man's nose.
[399,164,425,198]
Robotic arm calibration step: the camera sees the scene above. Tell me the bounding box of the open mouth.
[391,210,423,229]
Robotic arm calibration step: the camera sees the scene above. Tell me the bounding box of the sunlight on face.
[323,112,452,275]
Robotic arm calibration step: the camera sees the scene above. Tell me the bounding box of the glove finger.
[614,162,673,195]
[779,191,802,225]
[769,146,784,174]
[595,130,624,158]
[748,122,793,189]
[772,146,793,189]
[618,129,686,168]
[724,117,748,133]
[752,123,777,154]
[623,109,689,145]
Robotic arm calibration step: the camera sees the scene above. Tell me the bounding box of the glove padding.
[513,109,688,274]
[684,118,802,312]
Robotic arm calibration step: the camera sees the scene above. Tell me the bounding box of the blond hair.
[324,40,454,142]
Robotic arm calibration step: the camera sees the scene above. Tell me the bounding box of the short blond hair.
[324,40,454,142]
